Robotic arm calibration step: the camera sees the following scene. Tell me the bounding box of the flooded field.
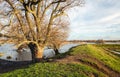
[0,44,79,61]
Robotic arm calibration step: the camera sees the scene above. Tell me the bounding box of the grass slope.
[0,63,106,77]
[0,44,120,77]
[70,45,120,72]
[95,44,120,52]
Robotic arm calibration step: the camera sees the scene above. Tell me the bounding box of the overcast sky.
[0,0,120,40]
[68,0,120,40]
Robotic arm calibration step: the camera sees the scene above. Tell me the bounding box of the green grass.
[95,44,120,52]
[0,44,120,77]
[69,44,120,72]
[0,63,106,77]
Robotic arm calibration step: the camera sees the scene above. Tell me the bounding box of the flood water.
[0,44,79,61]
[0,43,120,61]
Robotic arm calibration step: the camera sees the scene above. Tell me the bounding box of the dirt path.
[55,55,120,77]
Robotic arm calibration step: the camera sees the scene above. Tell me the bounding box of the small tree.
[96,39,105,44]
[48,17,69,55]
[0,0,84,62]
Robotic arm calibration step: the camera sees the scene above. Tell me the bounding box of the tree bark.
[54,49,60,55]
[28,43,36,62]
[35,46,44,62]
[28,43,44,62]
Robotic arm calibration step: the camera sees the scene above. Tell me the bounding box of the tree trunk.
[54,48,60,55]
[28,43,44,62]
[35,46,44,62]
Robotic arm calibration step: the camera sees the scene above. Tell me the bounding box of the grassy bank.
[95,44,120,52]
[0,62,106,77]
[0,44,120,77]
[69,44,120,72]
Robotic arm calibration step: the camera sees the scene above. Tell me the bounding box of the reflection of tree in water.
[17,44,32,61]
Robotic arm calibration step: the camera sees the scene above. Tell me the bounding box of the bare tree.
[0,0,84,62]
[47,17,69,55]
[96,39,105,44]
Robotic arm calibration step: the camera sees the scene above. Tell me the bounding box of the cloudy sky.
[68,0,120,40]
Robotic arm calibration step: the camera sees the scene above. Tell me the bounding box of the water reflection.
[0,44,79,61]
[0,43,119,61]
